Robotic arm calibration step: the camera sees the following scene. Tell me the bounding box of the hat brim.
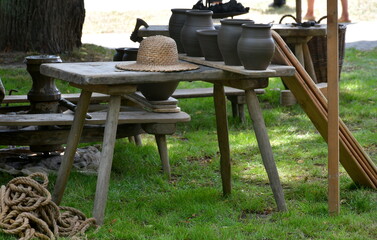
[116,61,199,72]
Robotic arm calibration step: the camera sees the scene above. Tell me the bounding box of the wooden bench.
[0,107,190,177]
[172,87,265,122]
[2,87,265,122]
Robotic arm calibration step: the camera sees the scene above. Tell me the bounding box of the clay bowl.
[138,81,179,101]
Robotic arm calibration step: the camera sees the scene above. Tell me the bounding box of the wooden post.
[296,0,302,23]
[327,0,340,215]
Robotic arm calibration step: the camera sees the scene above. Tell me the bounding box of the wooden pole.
[327,0,340,215]
[296,0,302,23]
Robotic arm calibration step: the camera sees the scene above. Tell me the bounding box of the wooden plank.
[2,92,109,104]
[179,55,295,77]
[1,87,263,104]
[0,124,142,145]
[0,110,190,126]
[123,93,180,113]
[327,0,340,215]
[172,87,265,98]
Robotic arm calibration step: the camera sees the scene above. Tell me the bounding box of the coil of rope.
[0,172,96,240]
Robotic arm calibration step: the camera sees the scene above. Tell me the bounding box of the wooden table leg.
[53,90,92,204]
[93,95,122,225]
[295,44,305,68]
[213,83,232,195]
[245,89,287,211]
[303,43,318,83]
[155,134,171,178]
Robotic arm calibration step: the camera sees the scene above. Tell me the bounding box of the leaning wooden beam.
[275,33,377,187]
[272,31,377,190]
[273,33,377,185]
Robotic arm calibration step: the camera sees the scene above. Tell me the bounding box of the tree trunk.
[0,0,85,54]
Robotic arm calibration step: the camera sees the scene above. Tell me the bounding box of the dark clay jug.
[217,19,254,66]
[169,8,190,53]
[196,29,223,61]
[180,10,215,57]
[237,23,275,70]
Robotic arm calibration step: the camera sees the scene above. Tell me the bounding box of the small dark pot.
[217,19,254,66]
[169,8,190,53]
[122,48,138,61]
[138,81,179,101]
[237,23,275,70]
[113,48,126,61]
[196,29,223,61]
[180,10,215,57]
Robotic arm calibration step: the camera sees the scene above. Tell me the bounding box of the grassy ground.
[0,1,376,238]
[0,44,376,239]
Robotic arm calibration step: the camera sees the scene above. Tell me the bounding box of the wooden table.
[40,61,295,224]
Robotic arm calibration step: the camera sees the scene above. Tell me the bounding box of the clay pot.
[122,48,138,61]
[113,48,125,61]
[237,23,275,70]
[113,48,138,61]
[138,81,179,101]
[196,29,223,61]
[180,10,215,57]
[217,19,254,66]
[169,8,190,53]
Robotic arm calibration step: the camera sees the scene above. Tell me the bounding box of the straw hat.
[116,35,198,72]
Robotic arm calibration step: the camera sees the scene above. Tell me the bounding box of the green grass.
[0,47,376,239]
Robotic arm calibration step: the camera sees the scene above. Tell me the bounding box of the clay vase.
[217,19,254,66]
[180,10,215,57]
[196,29,223,61]
[237,23,275,70]
[122,48,138,61]
[169,8,190,53]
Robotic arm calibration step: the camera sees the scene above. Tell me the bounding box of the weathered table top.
[272,24,327,37]
[40,61,295,86]
[138,24,327,38]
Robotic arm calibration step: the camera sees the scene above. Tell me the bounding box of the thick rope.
[0,172,96,239]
